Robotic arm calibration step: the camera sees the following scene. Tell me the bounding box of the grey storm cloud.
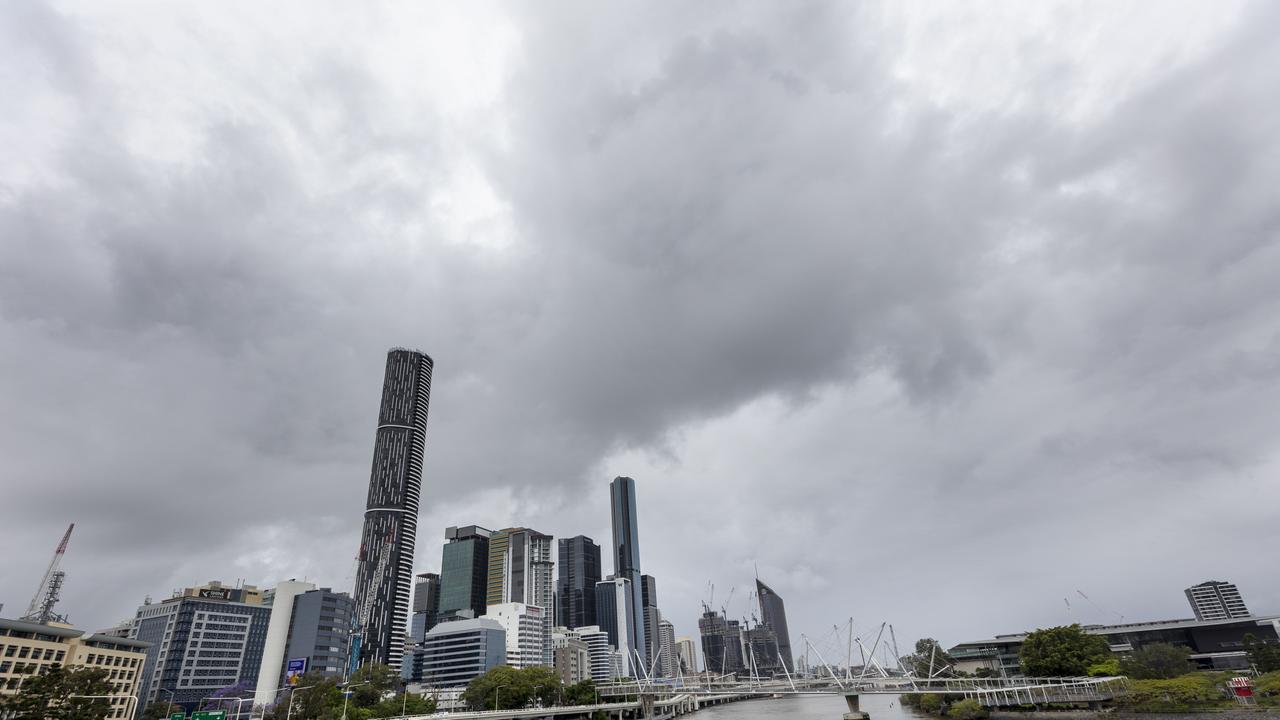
[2,0,1279,656]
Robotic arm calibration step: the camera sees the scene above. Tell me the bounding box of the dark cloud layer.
[2,1,1278,656]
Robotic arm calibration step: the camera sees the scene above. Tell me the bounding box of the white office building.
[482,603,546,668]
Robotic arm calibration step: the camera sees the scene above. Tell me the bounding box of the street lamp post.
[493,684,508,711]
[340,681,370,720]
[285,685,316,720]
[69,694,139,720]
[159,688,177,718]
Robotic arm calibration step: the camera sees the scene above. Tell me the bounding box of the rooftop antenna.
[22,523,74,624]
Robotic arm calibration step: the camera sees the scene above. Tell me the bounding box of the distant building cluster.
[4,348,801,720]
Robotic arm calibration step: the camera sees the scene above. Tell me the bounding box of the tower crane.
[22,524,74,624]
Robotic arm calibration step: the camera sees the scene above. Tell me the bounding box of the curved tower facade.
[352,349,433,670]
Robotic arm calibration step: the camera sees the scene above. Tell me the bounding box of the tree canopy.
[1121,643,1191,680]
[0,666,116,720]
[462,666,565,710]
[901,638,957,677]
[1019,624,1111,677]
[1245,634,1280,673]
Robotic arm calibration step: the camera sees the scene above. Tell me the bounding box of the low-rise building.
[419,618,505,688]
[551,628,591,684]
[950,614,1280,675]
[1,617,150,719]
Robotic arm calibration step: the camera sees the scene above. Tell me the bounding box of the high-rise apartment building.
[437,526,491,624]
[556,536,602,629]
[609,476,647,665]
[1185,581,1251,621]
[657,619,677,678]
[486,528,554,666]
[755,578,793,672]
[352,349,434,670]
[481,603,546,669]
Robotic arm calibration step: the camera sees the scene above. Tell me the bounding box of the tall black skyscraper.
[609,476,647,664]
[557,535,602,629]
[755,578,793,672]
[352,349,433,669]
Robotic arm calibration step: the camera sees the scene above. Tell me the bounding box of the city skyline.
[4,0,1280,669]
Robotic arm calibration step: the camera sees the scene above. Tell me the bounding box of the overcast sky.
[3,1,1279,665]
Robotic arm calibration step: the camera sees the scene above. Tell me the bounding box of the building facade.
[1186,581,1251,621]
[657,619,677,678]
[594,578,636,676]
[253,580,314,708]
[437,526,491,624]
[698,610,745,676]
[411,574,441,641]
[482,603,546,669]
[352,349,434,670]
[552,630,592,685]
[419,618,505,688]
[131,592,272,713]
[282,588,354,680]
[582,628,612,683]
[609,477,647,665]
[486,528,554,666]
[676,637,698,676]
[556,536,602,630]
[0,617,149,719]
[755,578,794,672]
[949,614,1280,675]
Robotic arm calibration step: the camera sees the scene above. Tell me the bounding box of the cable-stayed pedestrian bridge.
[597,675,1127,717]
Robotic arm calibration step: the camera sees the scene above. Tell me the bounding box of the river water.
[692,693,924,720]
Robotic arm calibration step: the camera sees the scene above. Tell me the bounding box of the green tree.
[284,672,344,720]
[563,680,597,706]
[1019,624,1111,677]
[1245,634,1280,673]
[947,698,988,720]
[0,666,115,720]
[1121,643,1191,680]
[902,638,957,677]
[346,663,399,708]
[918,694,943,714]
[462,666,563,710]
[361,692,435,719]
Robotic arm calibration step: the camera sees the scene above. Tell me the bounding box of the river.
[691,693,925,720]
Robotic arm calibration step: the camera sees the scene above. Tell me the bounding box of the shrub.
[947,698,988,720]
[919,694,943,714]
[1115,674,1222,711]
[1087,658,1121,677]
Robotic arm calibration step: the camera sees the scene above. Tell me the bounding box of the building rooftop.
[953,614,1280,650]
[0,617,83,638]
[425,618,504,636]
